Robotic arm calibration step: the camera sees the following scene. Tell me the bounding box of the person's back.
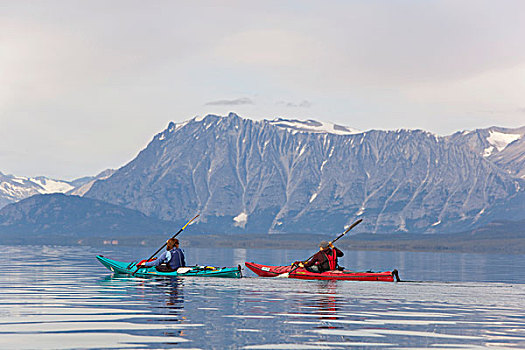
[319,245,343,271]
[167,246,185,271]
[299,241,343,273]
[140,238,186,272]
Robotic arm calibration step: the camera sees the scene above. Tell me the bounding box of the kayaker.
[297,241,344,273]
[137,238,186,272]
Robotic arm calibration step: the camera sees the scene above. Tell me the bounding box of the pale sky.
[1,1,524,180]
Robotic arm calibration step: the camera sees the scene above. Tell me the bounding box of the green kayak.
[96,255,242,278]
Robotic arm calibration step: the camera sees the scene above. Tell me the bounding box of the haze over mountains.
[1,113,524,237]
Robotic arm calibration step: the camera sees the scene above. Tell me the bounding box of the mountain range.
[0,193,177,245]
[0,172,75,209]
[0,169,114,208]
[1,113,524,238]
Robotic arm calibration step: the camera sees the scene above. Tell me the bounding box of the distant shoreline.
[1,232,524,254]
[182,233,525,254]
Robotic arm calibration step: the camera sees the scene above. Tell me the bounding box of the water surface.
[1,245,524,349]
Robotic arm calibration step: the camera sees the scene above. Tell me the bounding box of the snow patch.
[10,178,26,185]
[30,178,74,194]
[486,130,521,152]
[482,146,494,157]
[269,118,360,135]
[474,208,486,222]
[233,212,248,228]
[299,147,306,157]
[166,121,189,134]
[398,220,408,232]
[177,121,189,130]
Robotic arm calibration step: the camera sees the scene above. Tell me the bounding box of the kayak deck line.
[245,262,400,282]
[96,255,242,278]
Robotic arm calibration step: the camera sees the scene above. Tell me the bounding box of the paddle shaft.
[289,218,363,275]
[131,214,199,274]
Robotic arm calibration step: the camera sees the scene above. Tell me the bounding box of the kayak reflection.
[97,274,185,310]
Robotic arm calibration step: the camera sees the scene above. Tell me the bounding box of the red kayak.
[245,262,400,282]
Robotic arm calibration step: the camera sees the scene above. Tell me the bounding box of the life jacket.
[154,248,185,272]
[322,248,338,271]
[167,248,185,269]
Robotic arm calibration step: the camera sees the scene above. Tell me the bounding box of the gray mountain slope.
[85,113,525,234]
[67,169,116,196]
[0,193,179,238]
[448,126,525,179]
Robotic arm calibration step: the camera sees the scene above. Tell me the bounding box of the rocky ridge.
[83,113,525,234]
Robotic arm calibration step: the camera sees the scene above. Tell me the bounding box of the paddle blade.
[277,264,298,278]
[182,214,200,230]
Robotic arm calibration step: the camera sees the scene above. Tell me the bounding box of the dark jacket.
[144,248,186,270]
[303,247,344,272]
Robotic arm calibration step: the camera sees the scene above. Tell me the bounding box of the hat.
[319,241,330,248]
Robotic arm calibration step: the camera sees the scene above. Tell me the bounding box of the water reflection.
[162,278,184,307]
[299,281,341,323]
[98,274,185,310]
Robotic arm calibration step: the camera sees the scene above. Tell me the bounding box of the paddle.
[131,214,199,275]
[277,218,363,278]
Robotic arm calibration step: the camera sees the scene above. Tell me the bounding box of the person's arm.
[302,251,322,268]
[144,251,168,267]
[334,247,344,257]
[179,250,186,267]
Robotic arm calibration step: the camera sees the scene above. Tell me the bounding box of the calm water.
[1,245,525,349]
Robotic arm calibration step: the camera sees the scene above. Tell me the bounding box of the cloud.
[205,97,255,106]
[277,100,312,108]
